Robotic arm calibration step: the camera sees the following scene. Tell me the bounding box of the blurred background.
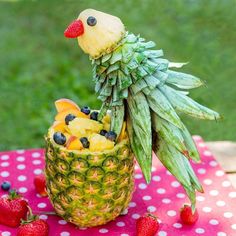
[0,0,235,151]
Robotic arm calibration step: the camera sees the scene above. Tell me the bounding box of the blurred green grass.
[0,0,235,151]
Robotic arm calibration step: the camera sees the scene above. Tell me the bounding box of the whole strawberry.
[17,207,49,236]
[180,204,199,225]
[34,174,48,197]
[136,213,159,236]
[0,190,28,227]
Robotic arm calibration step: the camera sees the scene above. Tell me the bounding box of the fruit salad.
[48,98,127,152]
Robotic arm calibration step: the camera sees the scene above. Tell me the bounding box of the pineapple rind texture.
[45,136,134,227]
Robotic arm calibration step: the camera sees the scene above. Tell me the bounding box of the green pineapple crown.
[65,9,221,209]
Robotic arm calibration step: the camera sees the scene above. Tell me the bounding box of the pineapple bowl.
[45,99,134,227]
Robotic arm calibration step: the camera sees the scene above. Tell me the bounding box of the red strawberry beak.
[64,19,84,38]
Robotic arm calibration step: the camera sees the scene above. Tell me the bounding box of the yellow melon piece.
[68,118,103,138]
[55,98,80,112]
[66,136,83,150]
[55,109,88,121]
[89,134,114,152]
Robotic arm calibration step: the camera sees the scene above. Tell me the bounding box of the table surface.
[207,141,236,188]
[1,136,236,236]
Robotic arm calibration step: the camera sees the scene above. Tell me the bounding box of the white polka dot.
[157,188,166,194]
[158,231,167,236]
[120,234,129,236]
[16,156,25,162]
[224,212,233,218]
[79,227,87,230]
[204,150,212,156]
[196,196,205,201]
[37,203,47,208]
[166,170,172,175]
[198,143,206,148]
[39,215,48,220]
[143,195,152,201]
[195,228,205,234]
[18,175,27,181]
[2,232,11,236]
[17,164,26,170]
[197,168,206,174]
[152,175,161,182]
[203,179,212,185]
[32,152,41,158]
[134,174,142,179]
[33,160,42,165]
[232,224,236,230]
[134,165,139,170]
[34,169,42,175]
[176,193,185,198]
[193,135,202,141]
[138,183,147,189]
[203,207,212,213]
[36,194,42,198]
[128,202,136,208]
[210,190,219,196]
[173,223,182,228]
[16,149,25,154]
[1,155,9,160]
[132,213,140,219]
[0,171,10,177]
[19,187,28,193]
[116,221,125,227]
[209,160,218,167]
[229,192,236,198]
[209,219,219,225]
[99,228,108,233]
[147,206,156,213]
[216,170,224,177]
[151,166,157,172]
[167,210,176,217]
[217,232,227,236]
[58,220,67,225]
[1,162,9,167]
[162,198,171,204]
[216,201,226,207]
[171,181,180,187]
[222,181,231,187]
[60,232,70,236]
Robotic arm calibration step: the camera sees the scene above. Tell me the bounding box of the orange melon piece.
[55,98,80,112]
[55,109,88,121]
[52,121,66,132]
[66,136,83,150]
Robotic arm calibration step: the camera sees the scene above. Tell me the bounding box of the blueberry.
[53,132,66,145]
[100,129,108,136]
[81,106,91,115]
[80,137,90,148]
[65,114,76,125]
[90,111,98,121]
[87,16,97,26]
[105,131,117,142]
[1,181,11,191]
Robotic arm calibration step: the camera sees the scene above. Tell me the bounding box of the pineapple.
[45,101,134,227]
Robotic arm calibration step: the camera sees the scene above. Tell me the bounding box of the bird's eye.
[87,16,97,26]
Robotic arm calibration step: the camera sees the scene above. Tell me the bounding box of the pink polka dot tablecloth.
[1,136,236,236]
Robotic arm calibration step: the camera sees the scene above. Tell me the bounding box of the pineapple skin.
[45,135,134,227]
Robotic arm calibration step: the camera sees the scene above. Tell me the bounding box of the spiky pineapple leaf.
[127,91,152,159]
[146,88,183,129]
[126,112,152,183]
[166,70,204,89]
[110,104,125,138]
[160,85,221,120]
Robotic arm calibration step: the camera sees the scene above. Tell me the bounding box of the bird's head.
[64,9,125,59]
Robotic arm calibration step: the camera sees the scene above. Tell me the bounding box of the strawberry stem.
[21,206,38,225]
